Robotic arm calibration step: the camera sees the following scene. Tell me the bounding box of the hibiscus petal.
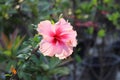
[60,30,77,47]
[55,44,73,59]
[66,31,77,47]
[55,48,73,59]
[52,43,63,55]
[57,18,70,25]
[37,20,51,35]
[37,20,55,42]
[55,18,73,32]
[39,40,55,56]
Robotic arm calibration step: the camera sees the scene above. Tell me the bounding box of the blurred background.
[0,0,120,80]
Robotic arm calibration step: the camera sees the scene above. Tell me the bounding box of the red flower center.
[52,33,61,44]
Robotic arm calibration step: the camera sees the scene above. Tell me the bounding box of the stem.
[25,46,40,61]
[31,46,40,58]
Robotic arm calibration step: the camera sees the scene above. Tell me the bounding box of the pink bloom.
[37,18,77,59]
[101,10,109,15]
[84,21,97,27]
[75,21,98,28]
[75,21,82,26]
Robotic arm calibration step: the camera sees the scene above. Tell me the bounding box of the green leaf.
[87,27,94,34]
[17,46,30,54]
[0,54,7,62]
[103,0,113,4]
[13,35,25,52]
[6,60,17,71]
[36,76,49,80]
[59,14,63,19]
[33,34,41,43]
[107,12,120,21]
[5,74,12,77]
[17,53,30,59]
[19,72,32,80]
[3,50,11,56]
[91,0,97,5]
[97,29,105,38]
[49,67,70,75]
[75,54,82,63]
[36,75,42,80]
[51,20,55,24]
[31,24,37,30]
[40,63,49,70]
[49,57,61,69]
[29,54,40,64]
[75,9,81,14]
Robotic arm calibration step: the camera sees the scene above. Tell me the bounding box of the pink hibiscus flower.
[37,18,77,59]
